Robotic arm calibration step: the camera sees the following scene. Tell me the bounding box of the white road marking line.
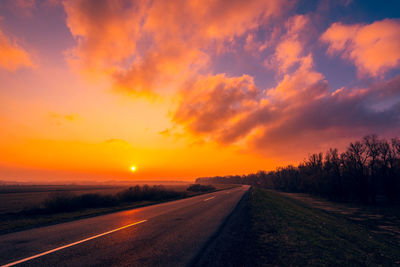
[1,220,147,267]
[203,196,216,201]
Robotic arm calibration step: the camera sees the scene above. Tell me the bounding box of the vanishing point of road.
[0,185,249,266]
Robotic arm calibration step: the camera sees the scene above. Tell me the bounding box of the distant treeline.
[196,135,400,204]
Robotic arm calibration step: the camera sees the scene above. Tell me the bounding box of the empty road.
[0,186,249,266]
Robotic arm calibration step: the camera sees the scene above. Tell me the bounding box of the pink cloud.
[321,19,400,77]
[0,28,34,71]
[267,14,315,74]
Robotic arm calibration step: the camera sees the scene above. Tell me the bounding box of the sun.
[130,166,136,172]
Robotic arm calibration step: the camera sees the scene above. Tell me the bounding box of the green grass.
[249,188,400,266]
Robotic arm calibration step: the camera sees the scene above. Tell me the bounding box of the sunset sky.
[0,0,399,183]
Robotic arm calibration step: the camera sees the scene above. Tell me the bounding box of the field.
[0,183,192,214]
[0,182,236,234]
[0,186,124,214]
[248,188,400,266]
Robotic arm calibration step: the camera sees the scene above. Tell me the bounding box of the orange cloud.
[266,14,325,101]
[63,0,292,94]
[63,0,146,76]
[321,19,400,77]
[0,28,34,71]
[269,14,313,73]
[275,39,303,71]
[173,74,260,136]
[269,54,325,101]
[143,0,290,44]
[112,43,209,96]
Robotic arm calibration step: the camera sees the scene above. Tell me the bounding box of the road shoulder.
[192,189,257,267]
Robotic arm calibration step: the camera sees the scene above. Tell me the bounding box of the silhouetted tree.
[195,135,400,204]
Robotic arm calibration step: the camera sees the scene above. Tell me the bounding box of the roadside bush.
[117,185,186,202]
[41,185,187,214]
[187,184,216,192]
[43,192,117,213]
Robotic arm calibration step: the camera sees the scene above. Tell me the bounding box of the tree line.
[196,135,400,204]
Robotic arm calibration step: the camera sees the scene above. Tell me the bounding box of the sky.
[0,0,399,183]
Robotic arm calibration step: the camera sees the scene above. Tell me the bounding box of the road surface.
[0,185,249,266]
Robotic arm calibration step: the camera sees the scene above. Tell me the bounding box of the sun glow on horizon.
[130,166,137,172]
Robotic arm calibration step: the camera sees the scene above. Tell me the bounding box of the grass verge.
[248,188,400,266]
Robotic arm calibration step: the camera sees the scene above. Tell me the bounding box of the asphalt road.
[0,185,249,267]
